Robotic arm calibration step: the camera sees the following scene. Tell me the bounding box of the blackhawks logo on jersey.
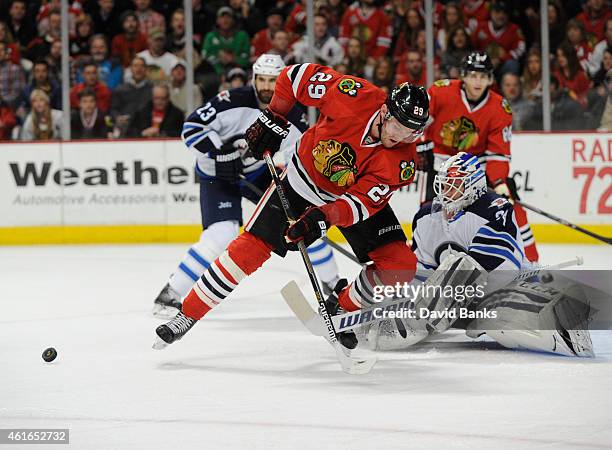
[502,98,512,114]
[433,79,451,87]
[312,139,358,187]
[440,116,480,150]
[337,78,362,97]
[399,160,415,181]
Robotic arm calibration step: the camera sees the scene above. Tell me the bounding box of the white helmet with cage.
[252,54,285,81]
[433,152,487,216]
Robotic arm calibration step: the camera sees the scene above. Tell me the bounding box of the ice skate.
[152,282,182,319]
[325,279,358,350]
[153,312,197,349]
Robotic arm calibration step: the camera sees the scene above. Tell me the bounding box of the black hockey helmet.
[461,51,494,77]
[386,82,429,130]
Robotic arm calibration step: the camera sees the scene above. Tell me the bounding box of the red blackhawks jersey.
[272,63,418,227]
[472,20,526,62]
[339,5,392,58]
[424,79,512,183]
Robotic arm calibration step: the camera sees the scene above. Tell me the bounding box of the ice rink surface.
[0,243,611,449]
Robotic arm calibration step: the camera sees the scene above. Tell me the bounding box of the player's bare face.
[381,117,420,147]
[254,75,277,105]
[463,71,492,100]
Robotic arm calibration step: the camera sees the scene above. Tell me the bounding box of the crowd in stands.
[0,0,610,141]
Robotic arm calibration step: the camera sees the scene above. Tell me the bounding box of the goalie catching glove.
[245,108,290,160]
[286,207,329,245]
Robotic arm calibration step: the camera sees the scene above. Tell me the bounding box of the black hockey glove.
[214,141,243,183]
[491,177,520,204]
[245,108,290,160]
[415,140,434,171]
[286,207,329,245]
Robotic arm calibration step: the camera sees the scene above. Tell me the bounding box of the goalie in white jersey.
[152,54,341,317]
[365,152,594,357]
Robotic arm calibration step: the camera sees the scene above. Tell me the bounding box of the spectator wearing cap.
[225,67,247,89]
[586,18,612,78]
[202,7,250,75]
[6,0,37,53]
[76,35,123,90]
[471,1,525,75]
[292,13,344,67]
[169,59,202,116]
[20,60,62,115]
[134,0,165,37]
[70,62,112,113]
[71,88,113,139]
[576,0,612,43]
[137,29,179,78]
[111,10,148,68]
[0,41,25,109]
[111,56,152,137]
[250,8,284,62]
[128,83,183,138]
[89,0,122,39]
[228,0,265,38]
[0,94,17,140]
[166,8,202,67]
[20,89,63,140]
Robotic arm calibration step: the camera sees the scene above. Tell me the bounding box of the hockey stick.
[515,200,612,245]
[239,174,364,265]
[284,256,586,337]
[262,151,376,374]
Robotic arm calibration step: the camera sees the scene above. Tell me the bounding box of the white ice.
[0,243,610,449]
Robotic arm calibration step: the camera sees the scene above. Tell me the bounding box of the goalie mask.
[433,152,487,217]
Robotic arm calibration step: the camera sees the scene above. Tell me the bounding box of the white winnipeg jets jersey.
[412,193,527,271]
[181,86,308,180]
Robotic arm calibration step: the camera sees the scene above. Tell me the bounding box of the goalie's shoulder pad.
[468,192,514,229]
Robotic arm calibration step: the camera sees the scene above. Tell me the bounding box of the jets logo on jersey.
[440,116,480,150]
[399,160,415,181]
[502,98,512,114]
[489,197,509,208]
[337,78,363,97]
[217,90,231,102]
[434,79,451,87]
[312,139,358,187]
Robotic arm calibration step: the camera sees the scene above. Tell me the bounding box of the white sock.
[307,240,340,286]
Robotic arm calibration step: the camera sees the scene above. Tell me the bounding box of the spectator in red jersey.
[586,18,612,78]
[37,0,80,37]
[548,0,568,55]
[70,14,95,59]
[576,0,612,42]
[20,89,64,140]
[341,37,368,79]
[471,1,525,75]
[441,26,473,78]
[371,56,394,93]
[396,48,427,87]
[393,7,423,65]
[128,83,183,138]
[566,19,594,72]
[461,0,490,34]
[251,9,284,62]
[134,0,165,36]
[0,95,17,140]
[6,0,37,53]
[0,21,21,66]
[339,0,392,64]
[70,62,112,113]
[437,2,464,54]
[521,47,542,101]
[71,88,113,139]
[27,9,62,62]
[111,10,148,68]
[554,42,591,106]
[284,0,306,40]
[0,41,25,109]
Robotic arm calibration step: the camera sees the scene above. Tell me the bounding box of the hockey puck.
[42,347,57,362]
[541,273,554,283]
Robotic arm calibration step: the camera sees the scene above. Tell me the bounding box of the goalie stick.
[283,256,585,338]
[262,151,376,375]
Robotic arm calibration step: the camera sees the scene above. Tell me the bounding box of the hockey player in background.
[153,63,430,348]
[365,152,593,357]
[152,54,341,318]
[417,51,540,262]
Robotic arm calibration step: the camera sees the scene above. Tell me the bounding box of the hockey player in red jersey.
[418,51,539,262]
[154,63,430,349]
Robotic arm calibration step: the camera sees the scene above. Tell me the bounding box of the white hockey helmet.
[252,53,285,82]
[433,152,487,215]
